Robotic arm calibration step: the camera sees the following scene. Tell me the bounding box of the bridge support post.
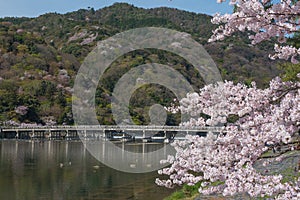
[102,129,105,140]
[66,130,69,140]
[15,130,19,139]
[142,143,145,160]
[84,130,87,139]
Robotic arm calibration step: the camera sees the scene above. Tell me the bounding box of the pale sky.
[0,0,233,18]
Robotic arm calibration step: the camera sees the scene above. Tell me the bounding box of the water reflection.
[0,140,173,200]
[84,140,173,173]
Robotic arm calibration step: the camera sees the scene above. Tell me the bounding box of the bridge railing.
[0,125,223,132]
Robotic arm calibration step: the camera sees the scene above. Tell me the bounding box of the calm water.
[0,140,174,200]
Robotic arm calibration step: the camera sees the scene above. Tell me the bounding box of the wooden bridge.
[0,125,222,142]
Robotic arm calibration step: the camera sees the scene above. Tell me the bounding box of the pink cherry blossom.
[15,105,28,115]
[210,0,300,63]
[156,74,300,199]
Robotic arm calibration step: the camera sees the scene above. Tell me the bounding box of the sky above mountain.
[0,0,233,18]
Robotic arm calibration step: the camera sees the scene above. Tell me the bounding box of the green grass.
[164,182,202,200]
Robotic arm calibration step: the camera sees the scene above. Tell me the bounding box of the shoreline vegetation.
[163,182,202,200]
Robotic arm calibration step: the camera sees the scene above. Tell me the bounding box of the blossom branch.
[210,0,300,63]
[157,74,300,199]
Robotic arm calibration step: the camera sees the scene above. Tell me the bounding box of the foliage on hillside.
[0,3,282,125]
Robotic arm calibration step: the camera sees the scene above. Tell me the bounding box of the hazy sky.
[0,0,233,18]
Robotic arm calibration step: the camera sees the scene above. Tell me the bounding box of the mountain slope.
[0,3,281,125]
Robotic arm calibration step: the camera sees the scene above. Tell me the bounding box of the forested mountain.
[0,3,282,125]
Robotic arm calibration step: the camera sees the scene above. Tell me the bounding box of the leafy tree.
[279,62,300,82]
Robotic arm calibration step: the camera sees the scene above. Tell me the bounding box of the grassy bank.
[163,182,201,200]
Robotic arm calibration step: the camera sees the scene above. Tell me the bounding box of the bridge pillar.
[102,129,105,139]
[15,130,20,139]
[66,130,69,140]
[49,131,52,140]
[142,143,145,160]
[102,140,105,159]
[143,130,145,138]
[31,129,35,140]
[84,130,87,139]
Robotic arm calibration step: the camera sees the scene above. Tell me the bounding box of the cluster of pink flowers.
[210,0,300,63]
[156,74,300,199]
[15,105,29,116]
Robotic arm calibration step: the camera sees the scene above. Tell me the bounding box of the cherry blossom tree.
[15,105,29,116]
[156,74,300,199]
[156,1,300,198]
[210,0,300,63]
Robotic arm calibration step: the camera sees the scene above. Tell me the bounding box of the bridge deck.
[1,125,222,132]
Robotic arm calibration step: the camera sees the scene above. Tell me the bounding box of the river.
[0,140,174,200]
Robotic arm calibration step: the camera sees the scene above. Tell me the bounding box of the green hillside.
[0,3,282,126]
